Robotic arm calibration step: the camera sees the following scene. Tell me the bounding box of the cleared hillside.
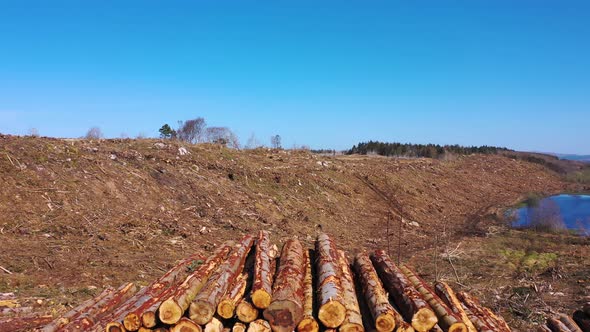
[0,135,586,330]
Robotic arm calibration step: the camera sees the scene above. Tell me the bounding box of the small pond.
[509,194,590,235]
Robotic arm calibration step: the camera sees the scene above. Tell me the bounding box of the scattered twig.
[0,265,13,274]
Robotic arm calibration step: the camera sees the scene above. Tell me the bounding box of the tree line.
[347,141,509,159]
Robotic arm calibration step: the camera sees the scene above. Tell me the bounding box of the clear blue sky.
[1,1,589,153]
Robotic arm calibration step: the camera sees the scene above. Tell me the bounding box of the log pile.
[6,232,513,332]
[539,304,590,332]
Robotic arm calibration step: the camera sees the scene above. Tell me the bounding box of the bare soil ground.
[0,135,587,330]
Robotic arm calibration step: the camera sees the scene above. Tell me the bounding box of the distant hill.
[553,154,590,162]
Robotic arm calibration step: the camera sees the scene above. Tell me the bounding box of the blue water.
[511,194,590,235]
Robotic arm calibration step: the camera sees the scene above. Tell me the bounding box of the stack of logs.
[540,304,590,332]
[2,232,512,332]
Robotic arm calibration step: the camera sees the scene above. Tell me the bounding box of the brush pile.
[3,232,511,332]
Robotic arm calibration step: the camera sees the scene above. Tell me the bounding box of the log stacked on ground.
[547,315,576,332]
[42,286,115,332]
[159,243,234,325]
[237,298,259,324]
[336,250,365,332]
[28,232,515,332]
[315,233,347,329]
[0,314,54,331]
[205,317,225,332]
[232,322,247,332]
[400,265,466,332]
[456,291,510,332]
[573,310,590,332]
[297,250,319,332]
[557,313,583,332]
[263,238,305,332]
[170,317,202,332]
[433,281,476,332]
[354,252,398,332]
[248,319,272,332]
[370,250,437,331]
[251,231,274,310]
[190,235,256,325]
[64,282,137,331]
[97,251,208,330]
[218,273,248,319]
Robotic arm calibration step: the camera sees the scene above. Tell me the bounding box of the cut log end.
[189,300,216,325]
[375,313,396,332]
[123,313,141,331]
[297,316,320,332]
[318,300,346,328]
[217,300,237,319]
[233,322,247,332]
[204,317,224,332]
[339,322,364,332]
[159,298,184,325]
[106,322,127,332]
[448,323,468,332]
[252,290,272,309]
[141,311,157,329]
[264,299,304,332]
[411,307,438,331]
[171,318,203,332]
[236,300,259,323]
[247,319,272,332]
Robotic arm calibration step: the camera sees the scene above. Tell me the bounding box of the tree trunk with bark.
[336,250,364,332]
[315,233,346,329]
[159,243,234,325]
[433,282,476,332]
[218,273,248,319]
[263,238,305,332]
[170,317,202,332]
[370,250,437,332]
[400,266,466,332]
[251,231,274,310]
[354,252,397,332]
[190,235,255,325]
[297,250,319,332]
[247,319,272,332]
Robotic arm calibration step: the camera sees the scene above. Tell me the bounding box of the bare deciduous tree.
[177,117,206,143]
[28,128,39,137]
[528,199,566,232]
[245,133,262,149]
[205,127,240,149]
[270,134,281,149]
[85,127,103,139]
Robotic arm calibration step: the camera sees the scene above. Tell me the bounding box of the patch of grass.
[500,249,558,273]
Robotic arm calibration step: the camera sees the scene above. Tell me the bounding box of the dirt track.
[1,135,585,330]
